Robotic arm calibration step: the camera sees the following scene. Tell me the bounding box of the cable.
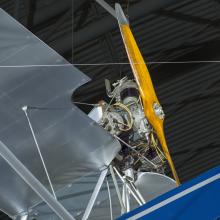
[113,102,134,131]
[22,106,57,199]
[114,135,157,169]
[20,102,98,112]
[2,60,220,68]
[73,101,98,107]
[150,132,166,163]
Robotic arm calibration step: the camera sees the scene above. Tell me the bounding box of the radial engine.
[89,77,167,181]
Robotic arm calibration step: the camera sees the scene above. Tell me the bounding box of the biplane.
[0,2,180,220]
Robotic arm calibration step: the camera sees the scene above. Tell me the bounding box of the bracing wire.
[114,135,157,169]
[22,106,57,199]
[20,101,98,112]
[150,132,166,163]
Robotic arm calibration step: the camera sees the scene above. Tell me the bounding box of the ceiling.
[0,0,220,219]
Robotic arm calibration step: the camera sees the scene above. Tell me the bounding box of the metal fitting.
[153,103,165,120]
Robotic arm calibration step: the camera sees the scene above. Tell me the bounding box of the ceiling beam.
[50,0,178,55]
[158,9,220,28]
[33,0,87,27]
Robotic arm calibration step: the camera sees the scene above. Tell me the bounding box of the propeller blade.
[115,3,180,185]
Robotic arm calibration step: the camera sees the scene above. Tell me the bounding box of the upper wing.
[0,9,120,218]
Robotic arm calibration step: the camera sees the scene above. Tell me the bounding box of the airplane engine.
[89,77,166,179]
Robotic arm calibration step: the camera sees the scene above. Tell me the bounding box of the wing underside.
[0,9,121,219]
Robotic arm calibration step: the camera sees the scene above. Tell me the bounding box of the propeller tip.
[115,3,129,25]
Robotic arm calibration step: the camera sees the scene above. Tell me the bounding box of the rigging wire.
[22,106,57,199]
[20,102,98,112]
[114,135,157,169]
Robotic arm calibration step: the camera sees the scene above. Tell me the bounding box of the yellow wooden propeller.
[115,3,180,185]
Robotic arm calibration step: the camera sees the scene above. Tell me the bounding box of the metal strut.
[106,178,113,220]
[14,213,28,220]
[82,168,108,220]
[0,140,75,220]
[109,165,126,213]
[113,167,145,206]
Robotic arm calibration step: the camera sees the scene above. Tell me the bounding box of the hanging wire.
[22,106,57,199]
[126,0,130,15]
[72,0,74,64]
[1,60,220,68]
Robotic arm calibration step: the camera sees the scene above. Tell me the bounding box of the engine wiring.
[150,132,166,163]
[90,77,169,176]
[113,102,134,131]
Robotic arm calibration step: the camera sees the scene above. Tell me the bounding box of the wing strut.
[0,140,75,220]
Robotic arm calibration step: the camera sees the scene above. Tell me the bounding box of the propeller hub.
[153,103,165,120]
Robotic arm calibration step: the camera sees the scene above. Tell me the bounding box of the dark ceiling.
[1,0,220,219]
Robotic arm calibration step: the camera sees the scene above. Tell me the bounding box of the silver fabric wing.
[0,9,120,219]
[31,172,176,220]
